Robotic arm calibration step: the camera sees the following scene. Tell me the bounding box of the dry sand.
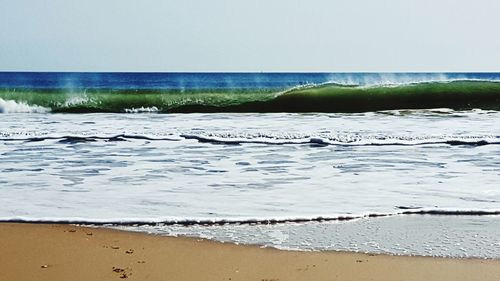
[0,223,499,281]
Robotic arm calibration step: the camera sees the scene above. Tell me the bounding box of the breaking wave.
[1,80,500,113]
[0,98,49,113]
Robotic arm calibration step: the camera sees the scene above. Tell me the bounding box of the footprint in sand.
[112,267,132,279]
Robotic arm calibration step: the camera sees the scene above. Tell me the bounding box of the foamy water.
[117,215,500,259]
[0,98,49,113]
[1,112,499,224]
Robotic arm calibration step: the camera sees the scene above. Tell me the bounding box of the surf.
[0,98,49,113]
[1,80,500,113]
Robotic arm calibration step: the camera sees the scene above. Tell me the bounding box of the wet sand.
[0,223,499,281]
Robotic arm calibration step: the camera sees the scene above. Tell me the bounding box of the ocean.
[1,72,499,258]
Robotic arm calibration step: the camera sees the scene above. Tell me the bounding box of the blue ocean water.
[0,72,499,89]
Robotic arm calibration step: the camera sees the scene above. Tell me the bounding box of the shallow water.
[1,111,499,223]
[117,215,500,259]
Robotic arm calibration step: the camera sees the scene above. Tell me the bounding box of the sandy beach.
[0,223,498,281]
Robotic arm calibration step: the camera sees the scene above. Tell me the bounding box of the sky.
[1,0,500,72]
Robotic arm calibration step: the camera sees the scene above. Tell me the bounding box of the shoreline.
[1,223,499,281]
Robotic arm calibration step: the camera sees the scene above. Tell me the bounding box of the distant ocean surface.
[1,72,499,258]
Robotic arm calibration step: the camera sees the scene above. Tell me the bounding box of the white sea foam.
[1,112,500,243]
[125,106,159,113]
[180,132,499,146]
[0,98,49,113]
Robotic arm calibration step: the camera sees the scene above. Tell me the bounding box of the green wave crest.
[1,80,499,113]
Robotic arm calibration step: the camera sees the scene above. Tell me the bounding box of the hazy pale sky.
[1,0,500,72]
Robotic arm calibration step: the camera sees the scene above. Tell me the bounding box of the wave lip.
[0,98,49,113]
